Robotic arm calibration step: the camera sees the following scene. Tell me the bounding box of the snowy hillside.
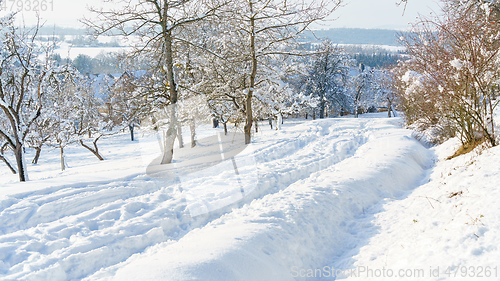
[1,114,499,280]
[330,138,500,281]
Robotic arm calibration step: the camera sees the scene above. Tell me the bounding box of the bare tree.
[378,70,398,118]
[0,17,57,181]
[221,0,342,144]
[108,71,146,142]
[84,0,226,164]
[25,111,54,165]
[351,64,374,118]
[304,40,350,119]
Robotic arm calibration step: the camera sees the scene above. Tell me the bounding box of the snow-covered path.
[0,115,431,280]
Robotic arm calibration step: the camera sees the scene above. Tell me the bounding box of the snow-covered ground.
[54,42,131,60]
[337,44,405,53]
[329,138,500,281]
[0,113,499,280]
[52,36,138,60]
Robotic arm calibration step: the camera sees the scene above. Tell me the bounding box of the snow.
[401,70,421,83]
[54,42,131,60]
[337,44,405,53]
[330,138,500,280]
[112,116,430,281]
[450,58,464,70]
[1,113,500,280]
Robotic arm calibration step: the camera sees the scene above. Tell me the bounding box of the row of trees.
[71,53,126,75]
[1,0,398,182]
[0,11,145,181]
[302,41,397,119]
[396,0,500,147]
[82,0,344,164]
[353,52,401,68]
[0,15,53,182]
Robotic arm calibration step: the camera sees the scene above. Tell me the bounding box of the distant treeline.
[62,52,149,75]
[68,36,121,47]
[36,26,88,36]
[303,28,401,46]
[39,26,405,70]
[36,26,402,47]
[48,53,126,75]
[353,53,402,68]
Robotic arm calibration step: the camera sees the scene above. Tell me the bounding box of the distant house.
[83,70,149,128]
[84,73,119,116]
[107,70,148,126]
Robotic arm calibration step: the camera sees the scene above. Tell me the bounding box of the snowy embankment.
[0,115,430,280]
[328,137,500,281]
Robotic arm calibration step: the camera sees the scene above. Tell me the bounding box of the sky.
[328,0,442,29]
[1,0,442,30]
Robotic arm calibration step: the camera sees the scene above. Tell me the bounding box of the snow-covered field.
[54,42,131,60]
[1,113,499,280]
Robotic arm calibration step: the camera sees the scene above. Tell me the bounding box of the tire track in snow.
[250,119,369,200]
[109,118,431,281]
[0,118,371,281]
[87,119,372,280]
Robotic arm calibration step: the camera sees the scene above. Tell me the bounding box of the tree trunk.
[129,124,135,141]
[244,89,254,144]
[32,146,42,164]
[319,100,325,119]
[160,30,179,164]
[161,105,177,164]
[489,99,496,147]
[60,145,66,172]
[223,122,228,135]
[387,98,392,118]
[14,143,27,182]
[190,119,196,148]
[177,123,184,148]
[244,9,257,145]
[80,139,105,161]
[255,119,259,133]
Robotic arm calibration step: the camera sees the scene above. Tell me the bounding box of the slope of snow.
[0,114,430,280]
[326,137,500,280]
